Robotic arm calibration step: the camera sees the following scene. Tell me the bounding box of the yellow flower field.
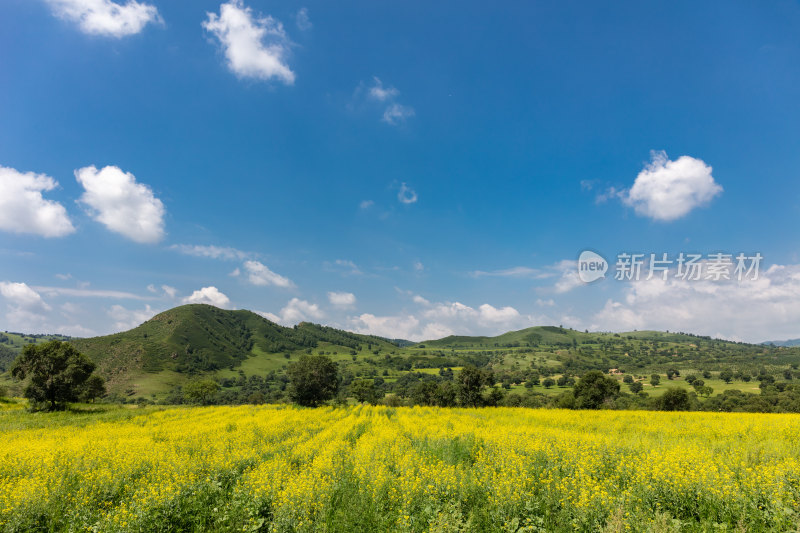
[1,404,799,532]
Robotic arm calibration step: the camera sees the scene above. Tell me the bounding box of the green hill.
[0,331,73,372]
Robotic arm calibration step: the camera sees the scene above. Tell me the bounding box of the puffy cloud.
[46,0,161,37]
[108,304,157,331]
[170,244,248,260]
[621,151,722,221]
[295,7,311,31]
[161,285,177,298]
[0,165,75,237]
[243,260,294,288]
[328,291,356,308]
[75,165,165,244]
[203,0,295,84]
[350,299,532,341]
[383,103,415,125]
[258,298,323,325]
[397,182,418,204]
[182,286,231,308]
[0,282,52,331]
[590,263,800,343]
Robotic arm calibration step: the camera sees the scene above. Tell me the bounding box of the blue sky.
[1,0,800,342]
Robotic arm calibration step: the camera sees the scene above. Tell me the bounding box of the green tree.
[79,374,107,402]
[10,341,96,411]
[572,370,620,409]
[719,370,734,384]
[542,377,555,388]
[183,379,220,405]
[629,381,644,394]
[287,355,340,407]
[457,365,488,407]
[350,379,380,405]
[650,374,661,387]
[657,387,691,411]
[623,374,634,384]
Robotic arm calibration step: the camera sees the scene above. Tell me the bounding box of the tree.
[650,374,661,387]
[572,370,620,409]
[457,365,489,407]
[10,341,96,411]
[623,375,634,384]
[702,370,712,379]
[183,379,220,405]
[542,378,555,388]
[657,387,691,411]
[719,370,734,384]
[629,381,644,394]
[287,355,339,407]
[685,374,697,384]
[350,379,380,405]
[79,374,107,402]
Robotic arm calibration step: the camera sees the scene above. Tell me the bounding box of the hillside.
[0,331,73,372]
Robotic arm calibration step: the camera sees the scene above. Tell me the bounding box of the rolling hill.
[3,304,800,401]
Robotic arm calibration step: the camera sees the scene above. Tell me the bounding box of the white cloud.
[161,285,177,298]
[413,261,424,272]
[55,273,73,280]
[259,297,323,325]
[170,244,249,260]
[590,263,800,343]
[243,260,294,288]
[328,291,356,308]
[203,0,295,84]
[397,182,418,204]
[46,0,161,37]
[553,260,582,294]
[108,304,156,331]
[0,166,75,238]
[621,151,723,221]
[33,286,151,300]
[470,266,543,278]
[182,286,232,308]
[383,103,415,125]
[295,7,311,31]
[412,294,430,305]
[75,165,165,244]
[368,77,399,102]
[325,259,363,276]
[359,200,374,209]
[0,282,52,331]
[147,284,157,293]
[350,313,421,340]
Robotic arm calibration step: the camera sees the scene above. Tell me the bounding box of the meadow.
[1,401,800,532]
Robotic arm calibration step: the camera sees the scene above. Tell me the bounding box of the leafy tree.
[702,370,712,379]
[650,374,661,387]
[287,355,340,407]
[183,379,220,405]
[542,378,555,388]
[350,379,380,405]
[629,381,644,394]
[10,341,96,411]
[719,370,733,384]
[79,374,107,402]
[457,365,489,407]
[657,387,691,411]
[698,385,713,398]
[685,374,697,384]
[623,374,634,384]
[572,370,620,409]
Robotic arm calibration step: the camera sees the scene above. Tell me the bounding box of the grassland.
[1,401,799,532]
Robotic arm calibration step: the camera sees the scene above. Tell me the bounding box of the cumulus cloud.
[590,263,800,342]
[350,299,534,341]
[169,244,249,261]
[0,166,75,238]
[243,260,294,288]
[0,282,52,331]
[397,182,418,204]
[328,291,356,308]
[203,0,295,84]
[182,286,231,308]
[108,304,156,331]
[46,0,161,37]
[383,103,415,125]
[75,165,165,244]
[621,151,722,221]
[258,297,323,325]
